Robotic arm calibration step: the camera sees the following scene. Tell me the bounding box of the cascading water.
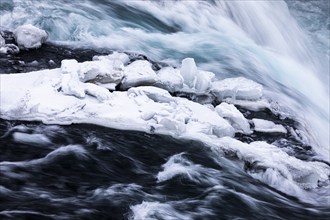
[0,0,329,219]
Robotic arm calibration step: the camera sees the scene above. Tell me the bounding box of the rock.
[14,24,48,49]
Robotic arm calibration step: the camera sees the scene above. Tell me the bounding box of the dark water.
[0,119,329,220]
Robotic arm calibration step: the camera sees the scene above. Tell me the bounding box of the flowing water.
[0,0,329,219]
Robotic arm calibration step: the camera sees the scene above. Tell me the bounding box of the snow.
[252,118,287,133]
[121,60,157,89]
[215,102,251,134]
[212,77,263,101]
[13,24,48,49]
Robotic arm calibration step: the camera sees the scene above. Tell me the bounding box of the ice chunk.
[180,58,214,93]
[180,58,198,86]
[12,132,51,146]
[79,59,124,84]
[60,59,112,101]
[83,83,112,101]
[93,51,130,65]
[252,118,287,133]
[60,60,85,98]
[0,35,5,46]
[212,77,263,101]
[13,24,48,49]
[121,60,157,89]
[127,86,174,103]
[156,66,183,92]
[215,102,251,134]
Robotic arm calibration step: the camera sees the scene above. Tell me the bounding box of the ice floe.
[13,24,48,49]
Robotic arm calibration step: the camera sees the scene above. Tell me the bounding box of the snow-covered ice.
[13,24,48,49]
[252,118,287,133]
[215,102,251,134]
[121,60,157,89]
[0,35,5,46]
[156,66,183,92]
[212,77,263,101]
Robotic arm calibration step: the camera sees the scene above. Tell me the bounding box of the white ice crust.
[212,77,263,101]
[0,35,4,46]
[121,60,157,89]
[215,102,251,134]
[252,118,287,133]
[156,67,183,92]
[13,24,48,49]
[1,56,328,203]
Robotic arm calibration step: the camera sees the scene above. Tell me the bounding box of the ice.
[0,35,5,46]
[12,132,51,146]
[60,59,114,101]
[252,118,287,133]
[60,59,86,98]
[13,24,48,49]
[215,102,251,134]
[121,60,157,89]
[79,59,124,85]
[180,58,198,86]
[212,77,263,101]
[227,99,270,111]
[93,51,130,65]
[180,58,215,93]
[156,66,183,92]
